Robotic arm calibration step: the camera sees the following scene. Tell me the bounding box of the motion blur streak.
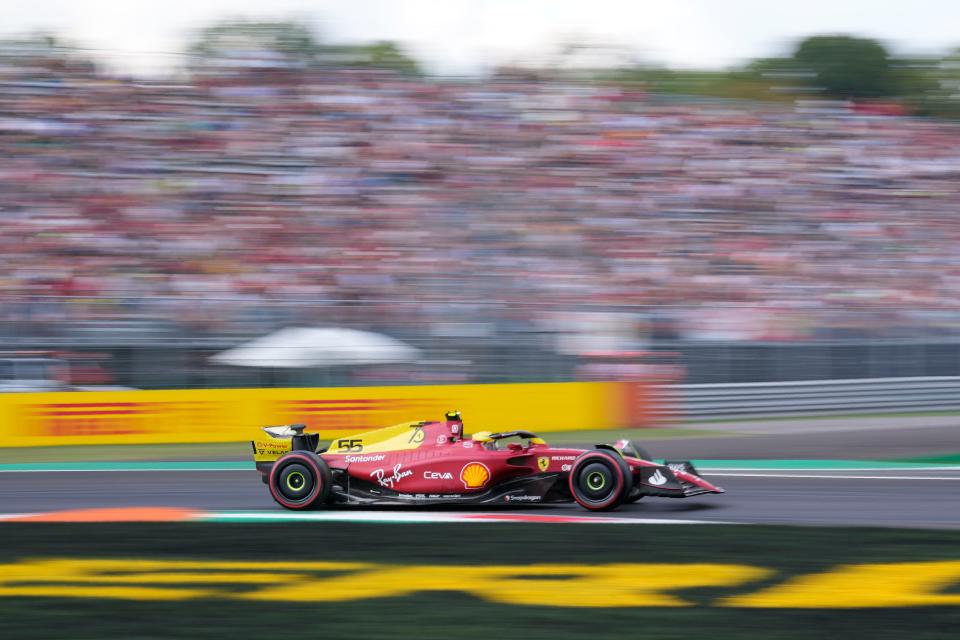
[0,381,636,447]
[241,563,768,607]
[0,559,766,606]
[6,26,960,391]
[0,559,371,601]
[725,561,960,608]
[8,558,960,607]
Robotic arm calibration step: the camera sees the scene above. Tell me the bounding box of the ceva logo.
[423,471,453,480]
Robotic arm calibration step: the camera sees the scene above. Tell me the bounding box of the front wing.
[635,460,724,498]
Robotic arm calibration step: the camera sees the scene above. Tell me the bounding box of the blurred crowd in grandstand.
[3,37,960,360]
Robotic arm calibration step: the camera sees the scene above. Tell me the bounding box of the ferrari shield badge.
[537,457,549,472]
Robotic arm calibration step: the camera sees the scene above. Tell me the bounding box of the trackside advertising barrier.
[0,381,663,448]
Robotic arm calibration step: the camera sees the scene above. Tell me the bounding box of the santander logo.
[648,469,667,486]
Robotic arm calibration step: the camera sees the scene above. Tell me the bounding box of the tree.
[935,50,960,101]
[316,41,420,74]
[187,19,420,74]
[188,19,321,69]
[0,32,96,74]
[903,50,960,118]
[792,35,896,98]
[365,41,419,74]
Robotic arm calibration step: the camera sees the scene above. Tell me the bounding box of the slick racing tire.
[621,440,653,462]
[569,450,632,511]
[268,451,332,510]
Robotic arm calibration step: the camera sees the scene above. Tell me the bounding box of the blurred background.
[4,8,960,637]
[3,0,960,392]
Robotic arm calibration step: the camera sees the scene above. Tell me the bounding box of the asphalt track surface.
[2,416,959,527]
[2,467,960,528]
[641,421,960,460]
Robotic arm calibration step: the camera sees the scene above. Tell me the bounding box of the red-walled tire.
[568,450,631,511]
[268,451,332,510]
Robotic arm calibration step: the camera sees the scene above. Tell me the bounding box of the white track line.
[202,511,728,524]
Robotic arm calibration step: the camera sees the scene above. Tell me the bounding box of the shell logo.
[460,462,491,489]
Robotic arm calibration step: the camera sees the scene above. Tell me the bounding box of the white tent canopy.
[210,327,420,368]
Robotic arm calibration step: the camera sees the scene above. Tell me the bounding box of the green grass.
[0,523,959,639]
[0,428,725,463]
[897,452,960,464]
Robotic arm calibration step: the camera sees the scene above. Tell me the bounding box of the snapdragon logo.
[505,495,541,502]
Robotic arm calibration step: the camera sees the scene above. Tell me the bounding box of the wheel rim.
[277,462,315,502]
[286,472,306,491]
[586,471,606,491]
[576,461,616,503]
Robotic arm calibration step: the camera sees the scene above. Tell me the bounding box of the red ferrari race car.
[252,411,723,512]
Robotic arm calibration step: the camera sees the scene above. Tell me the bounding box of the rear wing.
[251,423,319,463]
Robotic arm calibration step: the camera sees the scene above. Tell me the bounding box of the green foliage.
[601,35,960,116]
[597,65,792,103]
[792,35,895,98]
[914,49,960,118]
[188,19,319,61]
[365,41,420,74]
[0,32,96,72]
[187,19,420,74]
[317,40,421,74]
[10,20,960,117]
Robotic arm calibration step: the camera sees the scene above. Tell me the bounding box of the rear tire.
[568,450,631,511]
[268,451,332,510]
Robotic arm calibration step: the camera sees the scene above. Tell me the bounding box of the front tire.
[568,450,631,511]
[622,441,651,503]
[268,451,332,510]
[621,440,653,461]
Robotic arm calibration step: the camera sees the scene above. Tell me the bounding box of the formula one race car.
[252,411,723,511]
